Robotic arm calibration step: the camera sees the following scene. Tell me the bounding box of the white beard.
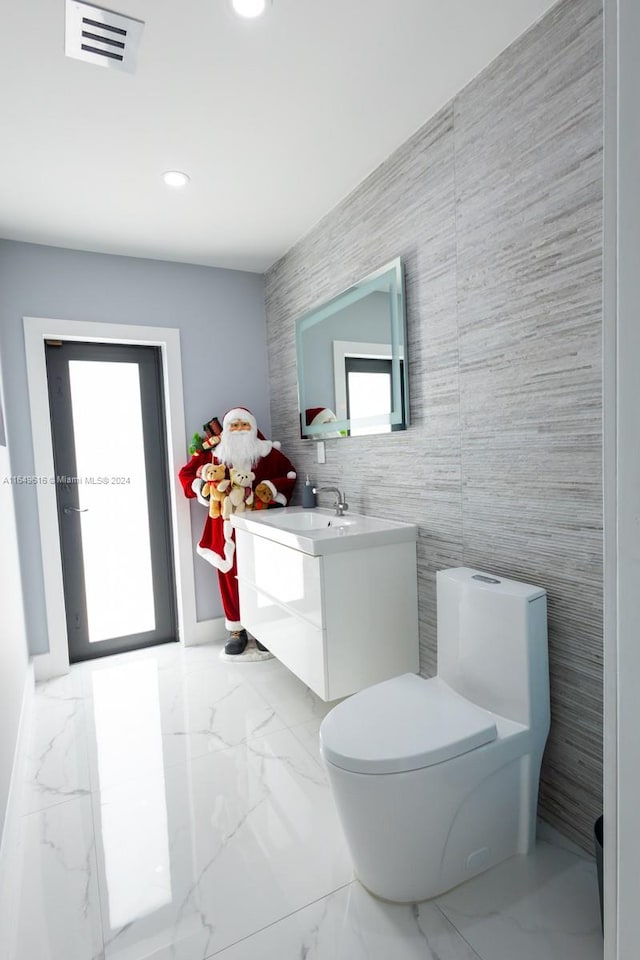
[215,430,269,470]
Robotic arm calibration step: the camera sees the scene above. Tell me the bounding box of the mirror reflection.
[295,258,409,440]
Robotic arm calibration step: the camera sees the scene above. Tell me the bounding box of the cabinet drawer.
[237,578,327,699]
[235,529,323,628]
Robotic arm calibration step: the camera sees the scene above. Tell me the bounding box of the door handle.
[63,506,89,515]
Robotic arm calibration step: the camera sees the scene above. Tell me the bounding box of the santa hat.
[223,407,257,432]
[306,407,335,426]
[305,407,331,427]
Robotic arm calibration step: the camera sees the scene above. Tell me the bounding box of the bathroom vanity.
[231,507,419,701]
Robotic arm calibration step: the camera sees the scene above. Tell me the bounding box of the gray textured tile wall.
[265,0,603,851]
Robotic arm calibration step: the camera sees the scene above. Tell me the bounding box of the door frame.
[604,1,640,956]
[45,340,178,662]
[24,316,203,680]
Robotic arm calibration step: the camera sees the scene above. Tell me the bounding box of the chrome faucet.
[313,486,349,517]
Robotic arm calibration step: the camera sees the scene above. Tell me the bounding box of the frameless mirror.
[295,257,409,440]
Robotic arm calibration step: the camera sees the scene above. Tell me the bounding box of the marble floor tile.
[11,795,104,960]
[435,838,603,960]
[6,642,603,960]
[34,666,89,705]
[77,641,238,697]
[536,818,596,861]
[23,695,92,813]
[74,641,240,701]
[241,656,339,727]
[207,882,482,960]
[92,727,353,960]
[288,717,324,767]
[82,652,289,791]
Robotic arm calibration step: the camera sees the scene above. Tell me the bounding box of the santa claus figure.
[305,406,343,438]
[179,407,296,655]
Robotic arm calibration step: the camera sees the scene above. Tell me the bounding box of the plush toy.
[221,467,255,519]
[253,480,278,510]
[201,462,229,518]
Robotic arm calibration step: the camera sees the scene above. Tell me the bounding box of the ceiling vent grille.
[65,1,145,74]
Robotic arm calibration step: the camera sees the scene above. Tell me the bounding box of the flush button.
[472,574,501,584]
[466,847,490,872]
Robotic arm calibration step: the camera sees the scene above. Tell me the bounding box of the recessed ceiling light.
[231,0,271,19]
[162,171,190,188]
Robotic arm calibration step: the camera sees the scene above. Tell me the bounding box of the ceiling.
[0,0,557,273]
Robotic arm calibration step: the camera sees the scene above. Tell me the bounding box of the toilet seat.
[320,673,497,775]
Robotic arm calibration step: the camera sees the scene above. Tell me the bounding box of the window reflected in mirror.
[346,359,392,437]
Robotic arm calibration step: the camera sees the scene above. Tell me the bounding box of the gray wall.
[0,240,268,649]
[266,0,603,850]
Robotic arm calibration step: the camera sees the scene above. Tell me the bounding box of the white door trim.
[23,316,198,679]
[604,1,640,955]
[612,0,640,946]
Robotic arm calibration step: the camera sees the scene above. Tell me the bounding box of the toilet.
[319,566,550,903]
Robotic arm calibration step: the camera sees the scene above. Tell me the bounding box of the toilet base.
[324,733,543,903]
[353,852,514,905]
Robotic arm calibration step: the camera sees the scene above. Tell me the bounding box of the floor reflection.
[91,658,172,928]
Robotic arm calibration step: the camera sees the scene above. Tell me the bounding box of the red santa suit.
[178,408,296,630]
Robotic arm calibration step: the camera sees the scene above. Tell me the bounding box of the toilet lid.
[320,674,497,775]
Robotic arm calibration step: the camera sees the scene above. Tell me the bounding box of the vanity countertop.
[230,506,417,557]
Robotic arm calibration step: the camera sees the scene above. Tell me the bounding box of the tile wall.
[265,0,603,850]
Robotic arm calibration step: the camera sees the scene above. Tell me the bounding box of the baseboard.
[187,616,228,646]
[0,661,35,955]
[33,644,70,682]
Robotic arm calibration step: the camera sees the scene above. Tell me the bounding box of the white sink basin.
[256,511,352,532]
[231,507,417,556]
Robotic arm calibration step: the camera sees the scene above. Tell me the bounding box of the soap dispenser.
[302,475,317,508]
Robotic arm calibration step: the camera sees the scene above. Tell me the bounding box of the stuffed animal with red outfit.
[252,480,278,510]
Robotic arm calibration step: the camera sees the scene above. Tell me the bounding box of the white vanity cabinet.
[233,509,419,701]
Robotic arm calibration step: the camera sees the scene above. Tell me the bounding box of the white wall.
[0,361,29,848]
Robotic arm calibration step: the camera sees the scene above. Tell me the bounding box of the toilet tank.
[437,568,549,730]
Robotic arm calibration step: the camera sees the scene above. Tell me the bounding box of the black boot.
[255,639,269,652]
[224,629,248,655]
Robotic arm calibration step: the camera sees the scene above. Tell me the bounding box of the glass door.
[46,341,177,662]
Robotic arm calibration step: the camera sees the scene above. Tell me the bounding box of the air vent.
[65,1,144,74]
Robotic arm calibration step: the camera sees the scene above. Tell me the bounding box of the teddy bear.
[201,462,229,519]
[221,467,255,520]
[252,480,278,510]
